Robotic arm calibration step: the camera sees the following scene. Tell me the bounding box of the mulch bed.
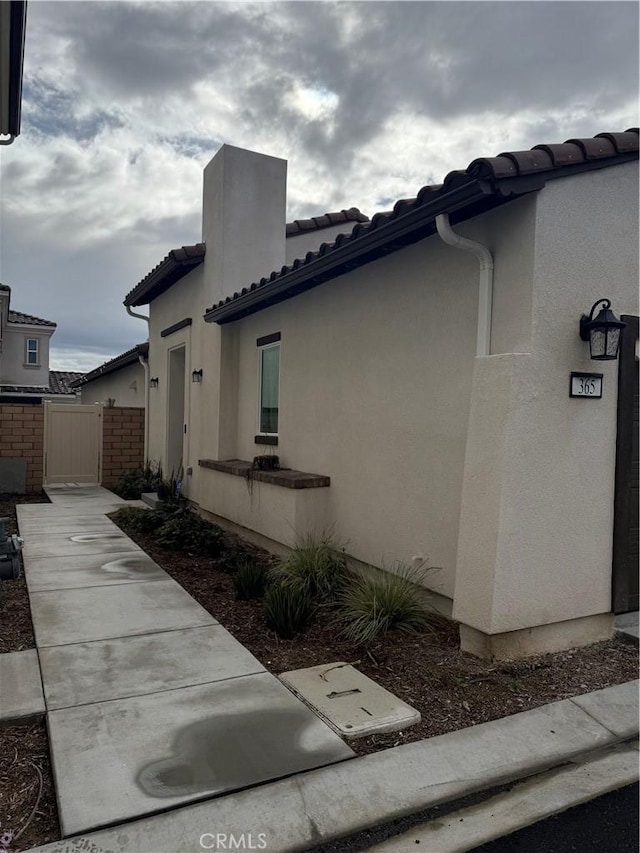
[111,511,639,758]
[0,722,61,852]
[0,493,60,853]
[0,493,49,654]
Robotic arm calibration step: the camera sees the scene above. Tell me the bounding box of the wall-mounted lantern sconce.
[191,369,203,383]
[149,377,159,388]
[579,299,626,361]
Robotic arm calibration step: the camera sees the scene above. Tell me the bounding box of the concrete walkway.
[18,485,353,838]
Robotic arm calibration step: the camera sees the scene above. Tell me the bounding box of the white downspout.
[127,304,150,460]
[126,305,149,329]
[435,214,494,357]
[139,355,150,462]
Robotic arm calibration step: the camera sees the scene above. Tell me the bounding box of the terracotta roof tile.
[7,310,56,327]
[48,371,84,395]
[286,207,368,236]
[71,343,148,386]
[206,127,638,324]
[124,244,206,307]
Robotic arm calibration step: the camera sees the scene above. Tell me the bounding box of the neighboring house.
[0,284,82,402]
[123,132,638,659]
[71,342,148,407]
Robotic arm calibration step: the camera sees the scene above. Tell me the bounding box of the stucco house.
[71,342,148,408]
[0,284,82,402]
[123,129,638,660]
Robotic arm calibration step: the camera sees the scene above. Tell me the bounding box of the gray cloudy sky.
[0,1,637,371]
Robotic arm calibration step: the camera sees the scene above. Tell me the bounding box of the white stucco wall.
[147,177,538,598]
[454,160,639,634]
[145,146,637,643]
[80,362,146,407]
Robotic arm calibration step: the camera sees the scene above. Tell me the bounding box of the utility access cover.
[279,662,420,740]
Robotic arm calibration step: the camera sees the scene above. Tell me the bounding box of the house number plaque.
[570,372,603,398]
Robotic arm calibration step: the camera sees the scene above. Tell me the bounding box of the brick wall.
[0,405,45,492]
[101,406,145,487]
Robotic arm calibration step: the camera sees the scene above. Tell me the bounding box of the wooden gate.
[612,315,639,613]
[43,403,102,485]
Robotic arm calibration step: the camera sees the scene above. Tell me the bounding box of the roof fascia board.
[124,255,203,308]
[77,351,141,385]
[205,179,492,324]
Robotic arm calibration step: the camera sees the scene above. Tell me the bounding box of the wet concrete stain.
[136,706,343,799]
[70,533,127,542]
[100,556,164,579]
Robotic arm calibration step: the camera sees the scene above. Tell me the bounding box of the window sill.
[254,435,278,446]
[198,458,330,489]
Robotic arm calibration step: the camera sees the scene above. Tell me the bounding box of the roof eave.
[123,256,204,308]
[74,343,148,385]
[204,152,638,326]
[205,178,495,325]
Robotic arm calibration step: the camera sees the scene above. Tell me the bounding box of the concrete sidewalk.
[26,680,638,852]
[18,485,353,838]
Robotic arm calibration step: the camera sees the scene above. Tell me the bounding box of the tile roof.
[71,342,149,387]
[123,245,206,308]
[0,385,50,395]
[205,128,639,325]
[8,310,56,327]
[286,208,369,236]
[48,371,84,395]
[123,211,367,308]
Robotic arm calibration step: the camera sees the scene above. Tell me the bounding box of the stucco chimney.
[202,145,287,306]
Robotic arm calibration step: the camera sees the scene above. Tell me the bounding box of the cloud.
[0,1,637,370]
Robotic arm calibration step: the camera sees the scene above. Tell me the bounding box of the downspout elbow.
[435,213,494,356]
[126,304,150,330]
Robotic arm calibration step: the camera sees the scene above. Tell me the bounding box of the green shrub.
[233,558,268,600]
[273,531,349,604]
[337,563,438,644]
[112,506,166,534]
[264,582,315,638]
[114,468,145,500]
[155,508,223,557]
[113,461,163,500]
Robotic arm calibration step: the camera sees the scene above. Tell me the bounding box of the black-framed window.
[257,335,280,435]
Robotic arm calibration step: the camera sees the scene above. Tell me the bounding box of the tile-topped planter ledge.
[199,459,330,489]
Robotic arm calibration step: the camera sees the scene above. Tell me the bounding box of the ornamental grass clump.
[338,562,438,644]
[233,557,269,600]
[263,581,315,639]
[273,531,349,604]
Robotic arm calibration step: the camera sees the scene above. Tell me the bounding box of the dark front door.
[612,314,639,613]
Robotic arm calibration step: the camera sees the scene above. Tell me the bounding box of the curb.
[365,739,639,852]
[26,679,638,853]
